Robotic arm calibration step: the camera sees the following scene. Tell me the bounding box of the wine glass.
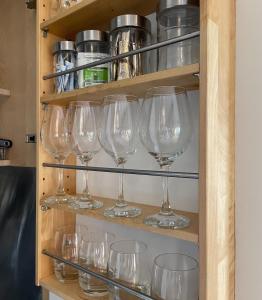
[99,95,141,218]
[140,86,192,229]
[78,231,115,297]
[68,101,103,209]
[151,253,199,300]
[108,240,151,299]
[40,104,71,205]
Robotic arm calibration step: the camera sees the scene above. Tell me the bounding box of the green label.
[83,67,108,84]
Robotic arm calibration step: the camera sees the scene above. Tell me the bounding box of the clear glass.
[40,105,71,205]
[157,4,200,70]
[68,101,103,209]
[54,50,77,93]
[59,0,82,10]
[140,86,192,229]
[78,231,115,298]
[99,95,141,218]
[76,41,109,88]
[151,253,199,300]
[53,226,79,283]
[110,27,151,81]
[108,240,151,299]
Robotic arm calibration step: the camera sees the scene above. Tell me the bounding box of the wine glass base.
[104,206,141,218]
[43,194,72,206]
[69,197,103,210]
[144,212,190,229]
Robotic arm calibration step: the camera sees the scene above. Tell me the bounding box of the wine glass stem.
[82,162,90,200]
[57,159,65,196]
[116,164,127,207]
[160,165,172,215]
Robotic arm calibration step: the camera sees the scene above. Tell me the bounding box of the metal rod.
[43,31,200,80]
[43,249,156,300]
[43,163,199,179]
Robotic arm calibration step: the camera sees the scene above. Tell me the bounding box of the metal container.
[76,30,109,88]
[157,0,200,70]
[109,14,151,81]
[53,41,77,93]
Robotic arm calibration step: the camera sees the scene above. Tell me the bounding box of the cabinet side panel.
[36,0,76,284]
[199,0,235,299]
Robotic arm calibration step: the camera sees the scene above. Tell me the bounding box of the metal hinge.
[25,0,36,9]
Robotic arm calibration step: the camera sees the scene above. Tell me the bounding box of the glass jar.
[59,0,82,11]
[53,41,77,94]
[109,14,151,81]
[76,30,109,88]
[157,0,200,70]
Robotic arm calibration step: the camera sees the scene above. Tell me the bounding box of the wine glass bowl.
[99,95,141,218]
[140,86,193,229]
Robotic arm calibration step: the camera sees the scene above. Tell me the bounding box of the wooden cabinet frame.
[36,0,235,299]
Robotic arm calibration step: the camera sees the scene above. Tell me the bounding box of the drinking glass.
[108,240,150,299]
[78,231,115,297]
[53,226,79,283]
[99,95,141,218]
[40,105,71,205]
[151,253,199,300]
[140,86,192,229]
[68,101,103,209]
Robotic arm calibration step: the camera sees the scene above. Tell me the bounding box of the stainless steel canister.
[157,0,200,70]
[109,14,151,81]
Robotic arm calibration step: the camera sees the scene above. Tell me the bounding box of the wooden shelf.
[0,88,10,99]
[40,275,108,300]
[45,196,199,243]
[40,0,158,38]
[41,64,199,105]
[0,160,11,166]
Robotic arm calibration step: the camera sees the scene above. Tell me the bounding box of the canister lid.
[53,41,75,54]
[158,0,199,12]
[75,30,108,46]
[110,14,151,32]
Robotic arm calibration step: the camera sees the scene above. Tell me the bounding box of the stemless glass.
[108,240,150,299]
[151,253,199,300]
[40,105,71,205]
[78,231,115,298]
[68,101,103,209]
[140,86,192,229]
[53,226,79,283]
[99,95,141,218]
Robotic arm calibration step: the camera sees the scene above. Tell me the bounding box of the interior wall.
[0,0,36,167]
[236,0,262,299]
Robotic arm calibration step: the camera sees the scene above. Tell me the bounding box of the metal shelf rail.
[43,163,199,179]
[43,249,156,300]
[42,31,200,80]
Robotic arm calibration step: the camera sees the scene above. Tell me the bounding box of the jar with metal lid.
[76,30,109,88]
[109,14,151,81]
[157,0,200,70]
[53,41,77,93]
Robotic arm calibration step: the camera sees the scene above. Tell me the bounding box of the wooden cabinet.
[36,1,235,299]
